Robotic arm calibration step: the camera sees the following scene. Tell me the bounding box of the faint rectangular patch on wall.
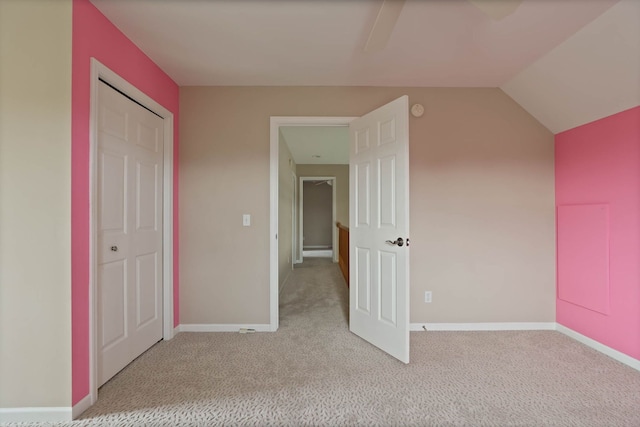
[557,204,610,314]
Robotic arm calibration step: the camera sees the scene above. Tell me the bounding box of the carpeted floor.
[5,258,640,426]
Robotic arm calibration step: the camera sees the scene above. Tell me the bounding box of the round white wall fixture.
[411,104,424,117]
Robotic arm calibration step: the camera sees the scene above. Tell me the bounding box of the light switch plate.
[243,214,251,226]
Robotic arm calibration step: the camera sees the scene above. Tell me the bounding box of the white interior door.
[97,81,164,386]
[349,95,410,363]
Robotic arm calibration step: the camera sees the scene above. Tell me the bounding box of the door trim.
[89,58,174,404]
[291,171,299,265]
[299,176,337,263]
[269,117,356,331]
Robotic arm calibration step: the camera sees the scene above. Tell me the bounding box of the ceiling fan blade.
[364,0,406,52]
[468,0,523,21]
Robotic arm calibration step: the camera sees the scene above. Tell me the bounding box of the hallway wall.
[297,164,349,230]
[278,137,297,288]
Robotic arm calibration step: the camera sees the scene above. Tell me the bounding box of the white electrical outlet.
[424,291,432,303]
[242,214,251,226]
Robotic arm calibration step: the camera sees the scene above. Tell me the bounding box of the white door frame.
[269,117,355,331]
[89,58,174,404]
[299,176,337,262]
[291,171,299,266]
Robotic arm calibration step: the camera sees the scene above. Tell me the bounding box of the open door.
[349,95,410,363]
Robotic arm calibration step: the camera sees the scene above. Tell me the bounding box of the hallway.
[280,257,348,329]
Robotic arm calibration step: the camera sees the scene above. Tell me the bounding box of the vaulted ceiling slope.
[91,0,637,134]
[501,0,640,134]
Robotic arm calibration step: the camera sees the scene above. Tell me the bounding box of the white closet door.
[97,81,164,385]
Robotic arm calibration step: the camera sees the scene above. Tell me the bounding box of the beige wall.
[278,136,296,289]
[0,0,72,408]
[179,86,555,325]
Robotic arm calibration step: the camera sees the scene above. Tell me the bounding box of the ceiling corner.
[499,0,639,134]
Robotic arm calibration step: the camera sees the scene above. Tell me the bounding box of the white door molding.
[291,171,299,265]
[269,117,355,331]
[89,58,174,405]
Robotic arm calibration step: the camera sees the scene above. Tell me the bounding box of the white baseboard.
[174,324,182,334]
[410,322,556,331]
[179,324,273,332]
[0,407,72,423]
[72,394,92,419]
[410,322,639,372]
[556,324,640,372]
[303,249,333,257]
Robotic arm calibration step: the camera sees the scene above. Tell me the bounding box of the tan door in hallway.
[97,81,164,385]
[349,95,410,363]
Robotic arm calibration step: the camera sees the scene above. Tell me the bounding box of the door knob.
[385,237,404,247]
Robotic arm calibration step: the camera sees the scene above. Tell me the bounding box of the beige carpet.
[6,258,640,426]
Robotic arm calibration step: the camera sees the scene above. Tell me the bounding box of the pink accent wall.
[556,106,640,360]
[72,0,179,404]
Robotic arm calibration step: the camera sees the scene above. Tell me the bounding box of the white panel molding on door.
[349,96,410,363]
[89,59,174,407]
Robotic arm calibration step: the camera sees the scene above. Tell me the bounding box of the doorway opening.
[299,176,337,261]
[270,96,411,363]
[270,117,355,331]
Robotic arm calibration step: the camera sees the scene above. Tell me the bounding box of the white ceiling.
[90,0,639,133]
[501,0,640,133]
[90,0,618,87]
[280,127,349,165]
